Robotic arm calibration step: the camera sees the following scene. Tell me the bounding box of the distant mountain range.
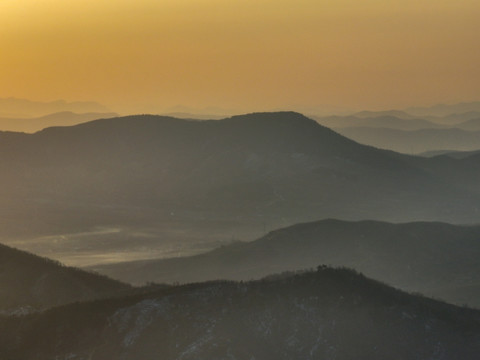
[91,219,480,308]
[425,111,480,125]
[0,97,111,118]
[455,117,480,131]
[312,111,480,154]
[160,112,225,120]
[1,267,478,360]
[406,101,480,117]
[352,110,416,119]
[335,127,480,154]
[0,111,118,133]
[2,112,480,264]
[346,104,480,123]
[315,113,480,131]
[313,115,441,130]
[0,242,129,313]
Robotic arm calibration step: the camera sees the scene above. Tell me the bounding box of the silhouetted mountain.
[0,242,130,313]
[0,97,111,118]
[0,111,118,132]
[2,112,480,264]
[335,127,480,154]
[91,219,480,307]
[1,267,479,360]
[314,114,441,130]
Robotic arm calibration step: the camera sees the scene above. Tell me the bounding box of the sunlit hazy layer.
[1,0,479,113]
[5,225,254,267]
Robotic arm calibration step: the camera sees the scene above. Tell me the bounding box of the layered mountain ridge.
[2,111,480,265]
[1,267,479,360]
[91,219,480,307]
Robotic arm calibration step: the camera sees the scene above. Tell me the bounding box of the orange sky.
[1,0,479,114]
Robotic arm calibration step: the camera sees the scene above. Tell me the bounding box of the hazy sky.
[1,0,479,114]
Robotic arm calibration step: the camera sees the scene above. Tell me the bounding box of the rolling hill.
[0,242,130,312]
[0,267,478,360]
[90,219,480,307]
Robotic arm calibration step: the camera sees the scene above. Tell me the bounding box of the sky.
[1,0,479,114]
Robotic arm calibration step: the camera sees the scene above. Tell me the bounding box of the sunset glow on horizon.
[1,0,479,114]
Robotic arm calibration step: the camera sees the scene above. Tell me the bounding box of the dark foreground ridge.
[0,267,479,360]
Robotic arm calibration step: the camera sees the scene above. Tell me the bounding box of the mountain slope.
[0,112,476,220]
[91,219,480,307]
[1,268,479,360]
[0,242,130,312]
[1,112,480,265]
